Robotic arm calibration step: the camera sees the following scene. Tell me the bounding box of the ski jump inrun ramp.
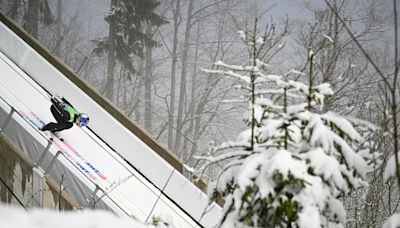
[0,12,221,228]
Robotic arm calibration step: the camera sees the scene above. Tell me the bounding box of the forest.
[0,0,398,227]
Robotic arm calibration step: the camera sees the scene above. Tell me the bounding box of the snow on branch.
[196,150,252,164]
[314,83,334,96]
[255,59,269,69]
[324,34,334,43]
[255,72,283,83]
[237,30,246,41]
[301,112,366,179]
[221,98,247,104]
[198,21,369,228]
[214,61,254,72]
[285,69,306,76]
[201,68,250,83]
[255,88,300,98]
[255,37,264,45]
[255,97,284,110]
[321,112,362,142]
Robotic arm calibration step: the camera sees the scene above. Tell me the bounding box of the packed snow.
[382,213,400,228]
[0,203,174,228]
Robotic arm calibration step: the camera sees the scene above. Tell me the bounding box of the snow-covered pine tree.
[198,18,368,228]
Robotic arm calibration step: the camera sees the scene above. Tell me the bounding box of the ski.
[50,137,64,142]
[61,139,107,180]
[19,111,97,181]
[28,111,107,180]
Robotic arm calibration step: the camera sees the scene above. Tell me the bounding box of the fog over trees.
[1,0,399,227]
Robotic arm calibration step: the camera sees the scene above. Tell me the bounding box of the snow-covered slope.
[0,203,164,228]
[0,19,221,228]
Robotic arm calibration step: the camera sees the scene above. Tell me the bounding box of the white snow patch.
[297,205,321,228]
[255,59,269,69]
[322,112,361,142]
[324,34,334,43]
[302,148,346,190]
[256,37,264,45]
[214,61,244,71]
[382,213,400,228]
[384,155,398,181]
[0,203,171,228]
[237,30,246,40]
[289,69,305,76]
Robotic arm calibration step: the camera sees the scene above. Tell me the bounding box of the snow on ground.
[0,203,173,228]
[382,213,400,228]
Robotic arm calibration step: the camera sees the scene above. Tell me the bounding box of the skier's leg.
[42,105,73,134]
[41,105,63,131]
[52,122,73,133]
[41,122,65,132]
[50,122,72,141]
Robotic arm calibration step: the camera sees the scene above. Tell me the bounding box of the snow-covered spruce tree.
[198,19,368,228]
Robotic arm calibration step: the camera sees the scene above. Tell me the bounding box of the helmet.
[78,113,89,127]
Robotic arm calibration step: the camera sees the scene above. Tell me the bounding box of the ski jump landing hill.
[0,12,221,228]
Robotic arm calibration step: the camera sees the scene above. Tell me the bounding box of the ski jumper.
[41,97,79,133]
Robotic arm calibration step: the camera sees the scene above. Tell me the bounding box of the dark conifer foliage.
[7,0,53,38]
[94,0,168,74]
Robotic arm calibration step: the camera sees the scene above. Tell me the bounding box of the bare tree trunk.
[175,0,193,153]
[56,0,62,33]
[187,8,231,159]
[190,98,205,159]
[26,0,39,38]
[250,18,258,151]
[135,59,144,124]
[182,21,200,159]
[144,23,153,131]
[106,0,116,101]
[7,0,20,20]
[189,76,214,159]
[54,0,62,56]
[168,0,181,150]
[391,0,400,191]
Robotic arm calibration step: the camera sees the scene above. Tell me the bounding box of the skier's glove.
[52,93,62,101]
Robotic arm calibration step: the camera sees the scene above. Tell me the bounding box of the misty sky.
[48,0,330,40]
[50,0,394,43]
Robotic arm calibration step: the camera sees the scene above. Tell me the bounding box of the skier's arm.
[50,97,64,112]
[61,97,74,108]
[50,96,72,122]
